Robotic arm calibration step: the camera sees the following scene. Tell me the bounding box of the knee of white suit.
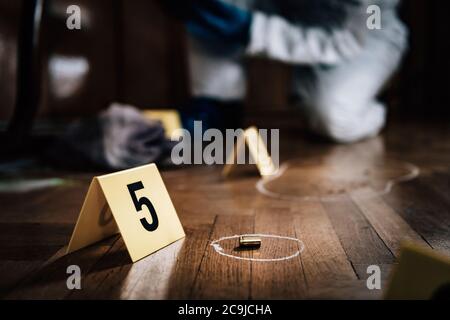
[307,98,387,144]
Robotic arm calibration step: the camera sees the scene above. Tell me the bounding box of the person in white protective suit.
[169,0,408,143]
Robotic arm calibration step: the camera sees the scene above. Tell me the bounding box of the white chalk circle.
[210,234,305,262]
[256,159,420,202]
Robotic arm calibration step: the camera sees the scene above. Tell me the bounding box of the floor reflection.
[259,137,420,201]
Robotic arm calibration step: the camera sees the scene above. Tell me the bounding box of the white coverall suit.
[187,0,408,143]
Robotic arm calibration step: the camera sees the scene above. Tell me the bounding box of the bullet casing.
[239,236,261,248]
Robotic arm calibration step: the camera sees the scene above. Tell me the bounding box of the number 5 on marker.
[66,164,185,262]
[128,181,159,232]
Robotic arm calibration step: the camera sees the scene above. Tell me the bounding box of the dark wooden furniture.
[6,0,45,147]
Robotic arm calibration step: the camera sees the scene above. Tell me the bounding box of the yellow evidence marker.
[222,126,277,179]
[66,163,185,262]
[384,242,450,299]
[142,109,183,140]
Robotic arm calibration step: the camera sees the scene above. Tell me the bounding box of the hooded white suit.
[187,0,408,143]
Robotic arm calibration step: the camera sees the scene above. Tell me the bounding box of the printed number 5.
[127,181,159,232]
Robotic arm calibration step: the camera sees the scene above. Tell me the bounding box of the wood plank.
[322,196,395,268]
[0,245,61,261]
[0,223,73,260]
[68,214,214,299]
[67,236,132,299]
[125,214,216,299]
[292,202,357,289]
[191,215,254,299]
[0,184,88,224]
[0,223,72,246]
[0,260,43,296]
[307,280,383,300]
[251,209,307,299]
[419,171,450,204]
[5,237,117,299]
[352,263,395,281]
[111,239,186,300]
[167,215,215,299]
[382,180,450,254]
[2,245,70,297]
[350,187,429,257]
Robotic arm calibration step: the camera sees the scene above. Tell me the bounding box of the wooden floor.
[1,121,449,299]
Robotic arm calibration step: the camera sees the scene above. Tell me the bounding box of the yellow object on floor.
[384,243,450,299]
[66,163,185,262]
[222,126,278,179]
[143,109,183,139]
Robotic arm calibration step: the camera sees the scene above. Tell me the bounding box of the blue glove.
[185,0,252,53]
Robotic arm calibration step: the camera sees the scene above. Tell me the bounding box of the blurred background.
[1,2,449,299]
[0,0,449,156]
